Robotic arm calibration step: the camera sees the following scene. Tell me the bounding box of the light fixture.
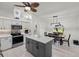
[24,13,32,20]
[14,8,21,19]
[25,7,31,11]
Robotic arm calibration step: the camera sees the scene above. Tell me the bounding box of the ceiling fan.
[14,2,39,12]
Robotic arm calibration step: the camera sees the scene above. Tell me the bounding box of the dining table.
[46,32,65,45]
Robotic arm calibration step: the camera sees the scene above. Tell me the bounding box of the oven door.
[12,35,23,45]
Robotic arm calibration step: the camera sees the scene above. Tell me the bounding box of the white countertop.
[25,34,54,44]
[0,34,12,38]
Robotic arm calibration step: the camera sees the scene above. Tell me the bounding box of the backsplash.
[0,30,11,34]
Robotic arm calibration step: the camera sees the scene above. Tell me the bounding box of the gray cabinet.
[26,37,53,57]
[32,42,39,56]
[26,37,32,53]
[38,43,45,57]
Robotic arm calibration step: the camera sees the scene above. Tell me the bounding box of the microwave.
[11,25,22,30]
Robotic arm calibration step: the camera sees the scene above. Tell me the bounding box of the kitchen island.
[25,34,54,57]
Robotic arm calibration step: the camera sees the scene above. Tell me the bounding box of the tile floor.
[0,41,79,57]
[2,45,33,57]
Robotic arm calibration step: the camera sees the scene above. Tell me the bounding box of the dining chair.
[44,32,48,36]
[62,34,71,47]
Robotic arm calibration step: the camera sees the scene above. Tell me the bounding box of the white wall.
[30,14,47,36]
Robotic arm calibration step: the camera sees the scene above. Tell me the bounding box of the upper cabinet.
[3,19,11,30]
[0,14,32,30]
[0,18,22,30]
[0,18,11,30]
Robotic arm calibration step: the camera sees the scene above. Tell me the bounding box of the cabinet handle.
[36,45,39,49]
[27,41,29,44]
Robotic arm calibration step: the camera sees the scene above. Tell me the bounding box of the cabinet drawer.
[32,40,45,47]
[32,40,39,45]
[38,42,45,47]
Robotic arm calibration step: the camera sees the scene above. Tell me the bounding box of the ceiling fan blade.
[26,2,31,7]
[31,2,39,8]
[31,8,37,12]
[22,2,28,6]
[14,5,25,7]
[22,2,31,7]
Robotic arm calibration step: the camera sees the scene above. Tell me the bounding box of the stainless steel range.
[11,25,23,48]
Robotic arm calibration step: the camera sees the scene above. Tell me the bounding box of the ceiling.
[0,2,79,20]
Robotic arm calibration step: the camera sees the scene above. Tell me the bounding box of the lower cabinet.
[26,37,32,53]
[32,43,39,56]
[0,37,12,50]
[37,44,45,57]
[26,37,53,57]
